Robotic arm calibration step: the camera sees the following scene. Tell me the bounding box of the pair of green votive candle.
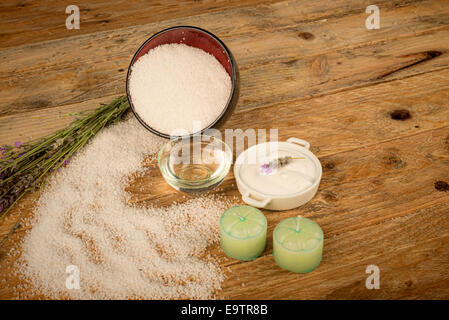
[219,206,323,273]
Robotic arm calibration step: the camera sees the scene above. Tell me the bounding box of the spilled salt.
[128,43,232,135]
[12,116,230,299]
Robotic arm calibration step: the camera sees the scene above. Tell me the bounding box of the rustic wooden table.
[1,0,449,299]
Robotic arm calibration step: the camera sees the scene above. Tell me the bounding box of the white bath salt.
[11,116,231,300]
[128,43,232,135]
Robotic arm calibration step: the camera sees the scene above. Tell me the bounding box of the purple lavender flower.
[259,163,273,175]
[0,145,11,157]
[259,156,305,176]
[14,141,22,148]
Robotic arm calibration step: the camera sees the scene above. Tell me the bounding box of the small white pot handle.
[242,192,271,208]
[287,137,310,150]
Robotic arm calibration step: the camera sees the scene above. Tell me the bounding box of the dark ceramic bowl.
[126,26,239,139]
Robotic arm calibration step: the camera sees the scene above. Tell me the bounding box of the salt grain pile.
[128,43,232,135]
[12,116,229,299]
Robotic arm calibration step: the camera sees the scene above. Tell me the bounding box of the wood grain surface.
[1,0,449,299]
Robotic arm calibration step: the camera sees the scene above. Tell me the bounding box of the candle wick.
[296,215,302,232]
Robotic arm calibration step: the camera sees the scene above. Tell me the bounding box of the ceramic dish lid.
[234,138,322,208]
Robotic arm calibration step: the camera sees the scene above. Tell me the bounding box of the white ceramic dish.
[234,138,322,210]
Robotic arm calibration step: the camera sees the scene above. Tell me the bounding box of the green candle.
[273,216,323,273]
[220,206,267,261]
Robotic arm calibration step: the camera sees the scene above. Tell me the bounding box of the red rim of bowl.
[125,26,237,139]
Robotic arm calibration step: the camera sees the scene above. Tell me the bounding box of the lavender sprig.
[0,96,130,247]
[259,156,304,175]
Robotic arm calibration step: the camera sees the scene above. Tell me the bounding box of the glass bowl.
[126,26,239,139]
[157,135,232,193]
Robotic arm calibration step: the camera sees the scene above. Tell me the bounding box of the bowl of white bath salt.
[126,26,238,138]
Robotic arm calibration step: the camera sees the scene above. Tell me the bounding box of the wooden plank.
[1,122,449,296]
[1,0,449,300]
[2,67,448,152]
[0,0,284,49]
[213,127,449,299]
[0,0,448,116]
[2,126,449,299]
[236,30,449,112]
[2,67,448,231]
[0,0,423,50]
[208,125,449,263]
[139,120,448,265]
[122,71,449,270]
[1,69,449,298]
[3,206,449,299]
[220,228,449,299]
[0,94,121,145]
[229,68,449,156]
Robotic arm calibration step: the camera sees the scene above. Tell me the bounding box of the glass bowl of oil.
[157,135,232,193]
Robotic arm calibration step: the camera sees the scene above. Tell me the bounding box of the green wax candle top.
[220,206,266,239]
[274,216,323,251]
